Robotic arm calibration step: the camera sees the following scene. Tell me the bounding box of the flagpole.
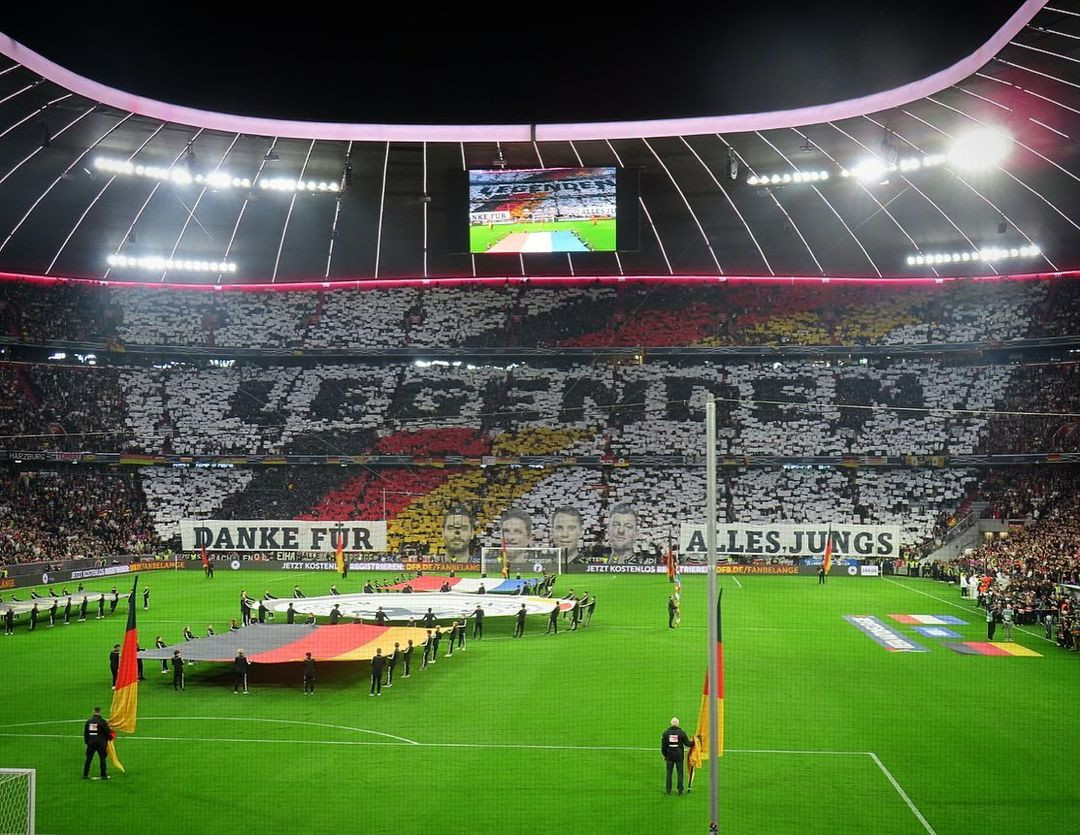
[705,395,720,832]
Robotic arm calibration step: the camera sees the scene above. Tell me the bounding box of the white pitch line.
[869,752,938,835]
[0,729,870,757]
[0,716,419,745]
[882,579,1055,644]
[732,577,744,589]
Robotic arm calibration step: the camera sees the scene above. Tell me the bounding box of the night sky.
[1,2,1025,124]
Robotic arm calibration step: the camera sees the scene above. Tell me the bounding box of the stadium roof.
[0,0,1076,284]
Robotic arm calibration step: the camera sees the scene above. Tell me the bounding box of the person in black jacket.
[329,585,340,596]
[48,600,57,628]
[29,603,38,631]
[445,623,457,658]
[109,589,119,615]
[286,602,296,624]
[369,649,386,695]
[386,643,400,686]
[82,707,111,780]
[3,606,13,635]
[303,652,315,695]
[172,650,185,691]
[421,631,433,670]
[660,717,691,795]
[155,636,168,673]
[233,650,250,694]
[546,604,560,635]
[374,607,388,626]
[63,597,72,625]
[402,640,414,677]
[109,644,121,687]
[79,596,88,622]
[472,605,485,639]
[431,626,442,661]
[422,608,437,629]
[241,596,252,627]
[96,595,105,620]
[293,586,305,599]
[514,604,527,638]
[329,604,342,625]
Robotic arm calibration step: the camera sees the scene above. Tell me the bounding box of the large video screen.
[469,167,617,254]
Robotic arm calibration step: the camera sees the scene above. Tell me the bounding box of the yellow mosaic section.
[696,299,924,347]
[387,428,591,552]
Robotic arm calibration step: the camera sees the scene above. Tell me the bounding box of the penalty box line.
[0,727,935,830]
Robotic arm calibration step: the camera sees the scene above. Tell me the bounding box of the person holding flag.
[82,707,111,780]
[660,717,692,796]
[106,578,141,775]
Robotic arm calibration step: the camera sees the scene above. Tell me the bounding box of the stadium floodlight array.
[947,127,1012,171]
[840,153,947,183]
[905,244,1040,266]
[93,156,251,189]
[746,170,829,186]
[107,254,238,273]
[259,177,341,192]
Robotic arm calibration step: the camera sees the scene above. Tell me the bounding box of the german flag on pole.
[107,578,140,772]
[500,537,509,579]
[687,590,724,787]
[665,544,678,583]
[335,536,345,577]
[822,526,833,576]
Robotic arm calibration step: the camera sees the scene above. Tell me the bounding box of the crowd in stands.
[0,470,158,563]
[933,467,1080,655]
[0,351,1038,462]
[978,363,1080,454]
[114,359,1007,458]
[0,365,127,452]
[0,275,1074,352]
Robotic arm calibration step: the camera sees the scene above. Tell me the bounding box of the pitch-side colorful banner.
[180,520,387,552]
[679,522,901,559]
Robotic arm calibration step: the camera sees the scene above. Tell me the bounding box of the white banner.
[71,565,132,580]
[678,522,901,560]
[180,520,387,553]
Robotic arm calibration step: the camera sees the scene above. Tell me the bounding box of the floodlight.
[948,127,1012,170]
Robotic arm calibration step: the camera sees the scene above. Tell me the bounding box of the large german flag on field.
[688,590,724,786]
[107,578,140,772]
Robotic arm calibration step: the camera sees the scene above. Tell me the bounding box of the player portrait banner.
[679,522,901,560]
[180,520,387,553]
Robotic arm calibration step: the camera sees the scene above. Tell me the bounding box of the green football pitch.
[4,570,1077,834]
[470,219,616,252]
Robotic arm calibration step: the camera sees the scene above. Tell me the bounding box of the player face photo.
[442,512,474,560]
[551,509,584,561]
[500,512,532,547]
[608,507,638,561]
